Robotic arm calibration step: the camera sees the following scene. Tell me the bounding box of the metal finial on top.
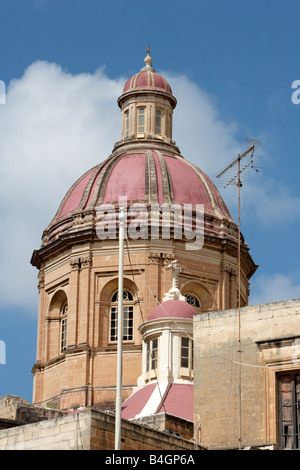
[144,44,152,68]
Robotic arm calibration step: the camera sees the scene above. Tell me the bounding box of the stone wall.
[0,410,91,450]
[0,395,66,424]
[0,407,196,450]
[132,413,194,440]
[193,298,300,450]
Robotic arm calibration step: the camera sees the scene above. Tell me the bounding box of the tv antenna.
[216,138,260,450]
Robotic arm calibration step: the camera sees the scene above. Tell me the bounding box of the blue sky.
[0,0,300,402]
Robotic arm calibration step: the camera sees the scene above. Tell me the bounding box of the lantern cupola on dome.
[115,46,178,154]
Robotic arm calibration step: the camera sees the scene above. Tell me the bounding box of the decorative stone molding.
[37,271,45,291]
[70,254,92,271]
[148,252,161,264]
[148,252,174,265]
[72,211,95,227]
[41,233,49,246]
[70,258,80,270]
[81,255,92,269]
[222,262,237,277]
[162,254,175,266]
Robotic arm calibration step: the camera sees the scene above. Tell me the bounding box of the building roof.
[148,299,197,321]
[123,69,173,97]
[118,50,176,109]
[55,150,232,220]
[121,383,193,422]
[40,148,233,247]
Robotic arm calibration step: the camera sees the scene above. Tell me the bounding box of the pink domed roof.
[54,151,231,221]
[123,69,173,96]
[118,53,176,109]
[148,300,197,321]
[43,150,233,244]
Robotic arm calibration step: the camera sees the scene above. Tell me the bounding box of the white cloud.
[249,273,300,305]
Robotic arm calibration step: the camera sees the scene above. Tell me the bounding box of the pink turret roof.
[148,300,197,321]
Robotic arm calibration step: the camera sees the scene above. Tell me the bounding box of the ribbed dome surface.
[42,146,235,248]
[50,150,231,224]
[123,69,173,96]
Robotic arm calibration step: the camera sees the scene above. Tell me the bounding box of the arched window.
[60,302,68,353]
[183,282,215,313]
[48,289,68,358]
[110,290,134,343]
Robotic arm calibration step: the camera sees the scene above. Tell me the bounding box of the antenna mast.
[216,139,258,450]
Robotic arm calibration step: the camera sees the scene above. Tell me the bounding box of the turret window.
[145,337,158,380]
[180,336,193,378]
[146,337,158,372]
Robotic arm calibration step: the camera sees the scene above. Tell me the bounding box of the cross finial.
[166,259,183,289]
[143,44,153,68]
[163,259,185,301]
[142,44,155,71]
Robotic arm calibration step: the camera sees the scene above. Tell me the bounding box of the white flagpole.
[115,206,125,450]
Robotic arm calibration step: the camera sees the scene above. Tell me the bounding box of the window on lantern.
[125,110,129,137]
[110,290,134,343]
[155,108,162,135]
[137,107,145,135]
[60,302,68,353]
[180,336,193,378]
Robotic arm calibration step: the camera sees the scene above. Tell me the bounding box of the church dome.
[37,49,238,251]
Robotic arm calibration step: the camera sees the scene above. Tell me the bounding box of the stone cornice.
[32,344,142,373]
[112,137,181,155]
